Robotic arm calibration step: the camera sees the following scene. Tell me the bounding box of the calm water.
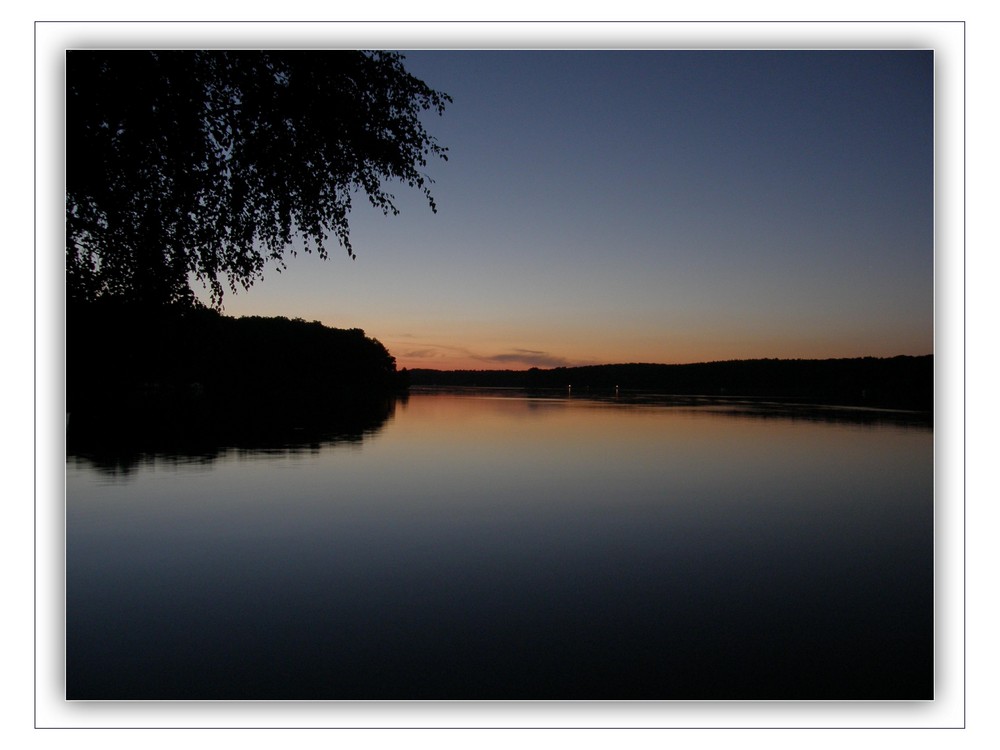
[66,391,933,700]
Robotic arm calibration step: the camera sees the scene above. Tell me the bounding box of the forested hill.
[67,302,406,449]
[408,356,933,411]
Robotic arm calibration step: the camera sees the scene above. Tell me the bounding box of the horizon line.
[402,353,934,372]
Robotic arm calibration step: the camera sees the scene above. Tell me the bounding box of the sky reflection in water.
[66,393,933,700]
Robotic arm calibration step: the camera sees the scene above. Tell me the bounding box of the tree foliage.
[67,50,450,307]
[66,301,406,456]
[406,356,934,412]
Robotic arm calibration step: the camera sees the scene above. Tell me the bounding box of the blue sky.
[210,50,933,370]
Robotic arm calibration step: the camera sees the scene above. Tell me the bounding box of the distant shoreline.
[406,355,933,413]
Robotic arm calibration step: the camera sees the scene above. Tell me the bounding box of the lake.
[66,390,933,700]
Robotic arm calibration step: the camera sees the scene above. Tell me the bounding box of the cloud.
[398,341,479,359]
[399,348,446,360]
[389,338,576,369]
[481,349,571,368]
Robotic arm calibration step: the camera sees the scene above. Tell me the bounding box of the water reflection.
[67,393,403,475]
[66,391,933,699]
[416,386,933,428]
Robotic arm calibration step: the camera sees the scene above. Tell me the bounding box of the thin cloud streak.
[387,338,578,370]
[482,349,572,368]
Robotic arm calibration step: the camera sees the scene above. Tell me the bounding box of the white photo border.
[36,20,965,730]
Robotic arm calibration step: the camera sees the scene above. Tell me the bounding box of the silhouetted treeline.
[409,356,933,411]
[67,300,407,453]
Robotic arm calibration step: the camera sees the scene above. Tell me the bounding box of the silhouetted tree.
[67,50,450,307]
[66,304,408,452]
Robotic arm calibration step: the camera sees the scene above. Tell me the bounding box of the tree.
[66,50,450,308]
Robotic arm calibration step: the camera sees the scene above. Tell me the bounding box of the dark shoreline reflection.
[67,393,404,475]
[414,386,934,428]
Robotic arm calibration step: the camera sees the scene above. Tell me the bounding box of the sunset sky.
[205,50,933,371]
